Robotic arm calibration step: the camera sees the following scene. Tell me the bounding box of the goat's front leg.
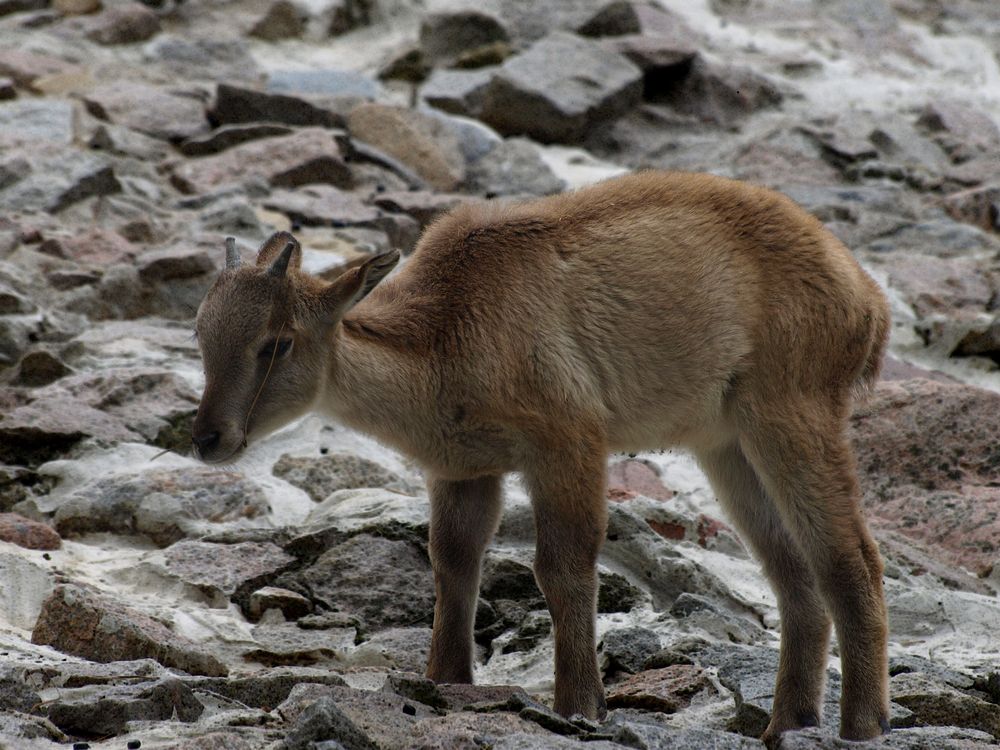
[426,474,504,683]
[523,442,608,719]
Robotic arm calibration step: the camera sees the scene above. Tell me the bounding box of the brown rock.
[891,672,1000,738]
[0,512,61,550]
[12,348,72,387]
[606,665,713,712]
[32,583,227,676]
[171,128,352,194]
[607,458,674,502]
[84,3,160,45]
[851,378,1000,576]
[136,245,215,283]
[83,81,209,142]
[54,0,100,13]
[165,540,295,601]
[347,103,466,191]
[249,0,306,41]
[38,227,137,265]
[0,49,83,92]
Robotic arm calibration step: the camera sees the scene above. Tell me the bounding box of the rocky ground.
[1,0,1000,748]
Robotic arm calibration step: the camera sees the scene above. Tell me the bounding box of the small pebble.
[73,743,90,750]
[127,741,141,749]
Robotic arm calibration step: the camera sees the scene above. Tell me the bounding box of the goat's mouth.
[191,428,247,465]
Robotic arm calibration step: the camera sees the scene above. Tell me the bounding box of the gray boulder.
[479,31,642,143]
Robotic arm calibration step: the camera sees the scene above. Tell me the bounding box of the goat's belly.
[604,376,735,454]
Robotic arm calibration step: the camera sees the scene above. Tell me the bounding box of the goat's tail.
[853,291,890,401]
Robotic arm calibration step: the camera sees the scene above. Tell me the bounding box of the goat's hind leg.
[738,400,890,741]
[696,442,832,742]
[426,474,504,683]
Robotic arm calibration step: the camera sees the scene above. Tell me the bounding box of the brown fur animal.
[192,171,891,742]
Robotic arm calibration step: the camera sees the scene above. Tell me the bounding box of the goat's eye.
[259,338,293,359]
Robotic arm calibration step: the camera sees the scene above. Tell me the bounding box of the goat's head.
[191,231,399,463]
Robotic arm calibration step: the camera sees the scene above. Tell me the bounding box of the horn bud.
[225,237,241,269]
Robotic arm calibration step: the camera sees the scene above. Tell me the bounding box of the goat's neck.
[321,323,433,459]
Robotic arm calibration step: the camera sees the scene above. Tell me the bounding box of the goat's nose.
[192,431,220,456]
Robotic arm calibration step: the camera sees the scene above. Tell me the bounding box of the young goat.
[192,171,891,742]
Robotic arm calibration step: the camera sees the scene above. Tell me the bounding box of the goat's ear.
[322,250,400,320]
[256,231,302,275]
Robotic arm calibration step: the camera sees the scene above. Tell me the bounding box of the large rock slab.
[918,98,1000,162]
[170,128,352,194]
[0,98,75,144]
[850,378,1000,576]
[43,677,203,738]
[32,367,199,445]
[164,540,295,606]
[608,718,766,749]
[32,583,227,676]
[0,552,55,630]
[465,137,566,197]
[890,671,1000,738]
[0,397,141,467]
[347,103,466,191]
[179,122,294,157]
[185,667,346,709]
[262,185,381,227]
[142,34,261,84]
[648,56,783,126]
[272,451,409,501]
[606,665,714,712]
[283,695,379,750]
[53,468,271,546]
[83,81,209,142]
[0,149,120,213]
[775,725,999,749]
[282,533,435,632]
[478,31,642,143]
[421,67,495,118]
[210,83,343,128]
